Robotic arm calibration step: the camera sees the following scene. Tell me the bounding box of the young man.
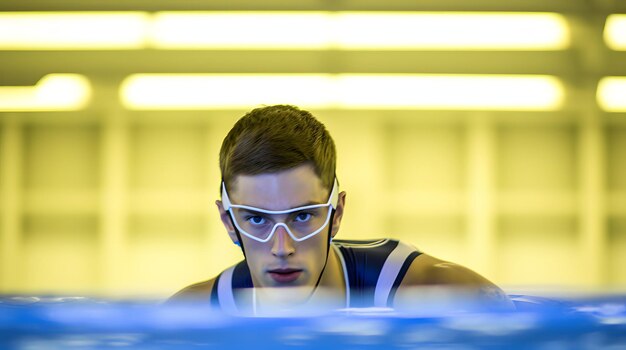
[169,105,512,315]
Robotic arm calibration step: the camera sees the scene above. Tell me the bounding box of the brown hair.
[219,105,336,193]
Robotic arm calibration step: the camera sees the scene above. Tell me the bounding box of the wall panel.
[20,215,99,294]
[496,216,580,286]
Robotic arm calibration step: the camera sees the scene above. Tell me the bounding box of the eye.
[246,216,266,225]
[294,212,312,222]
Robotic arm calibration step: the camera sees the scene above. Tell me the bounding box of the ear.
[330,191,347,238]
[216,200,239,244]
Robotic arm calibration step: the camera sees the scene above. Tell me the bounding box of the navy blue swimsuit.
[210,239,421,312]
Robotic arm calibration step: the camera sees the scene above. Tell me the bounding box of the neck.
[307,245,346,307]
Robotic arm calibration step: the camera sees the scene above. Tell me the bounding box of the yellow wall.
[2,111,625,297]
[1,1,626,298]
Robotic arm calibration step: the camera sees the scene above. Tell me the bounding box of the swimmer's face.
[217,164,345,300]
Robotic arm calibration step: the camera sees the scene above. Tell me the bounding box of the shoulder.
[401,253,492,286]
[165,261,248,304]
[165,277,216,304]
[397,253,514,309]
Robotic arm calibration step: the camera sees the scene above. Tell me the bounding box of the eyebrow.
[238,208,267,216]
[296,201,325,207]
[237,201,324,213]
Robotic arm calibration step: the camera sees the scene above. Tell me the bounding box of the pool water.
[1,294,625,349]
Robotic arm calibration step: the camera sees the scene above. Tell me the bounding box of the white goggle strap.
[328,178,339,210]
[221,181,233,211]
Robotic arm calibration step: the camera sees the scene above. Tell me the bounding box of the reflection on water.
[1,292,626,349]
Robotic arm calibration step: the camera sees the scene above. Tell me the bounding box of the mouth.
[267,268,303,284]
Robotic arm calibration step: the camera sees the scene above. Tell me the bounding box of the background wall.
[1,0,626,298]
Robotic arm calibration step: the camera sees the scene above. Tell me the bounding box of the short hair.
[219,105,336,193]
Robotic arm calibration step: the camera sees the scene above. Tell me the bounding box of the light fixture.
[0,11,569,50]
[149,12,331,49]
[334,12,569,50]
[604,14,626,50]
[120,74,334,109]
[120,74,563,110]
[336,74,563,110]
[0,12,149,49]
[0,74,91,111]
[149,12,569,50]
[597,77,626,112]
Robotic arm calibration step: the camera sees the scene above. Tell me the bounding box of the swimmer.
[168,105,513,315]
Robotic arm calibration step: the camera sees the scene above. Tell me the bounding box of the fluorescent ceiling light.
[120,74,333,109]
[0,74,91,111]
[120,74,563,110]
[150,12,331,49]
[604,14,626,50]
[597,77,626,111]
[334,12,569,50]
[336,75,563,110]
[0,12,149,49]
[150,11,569,50]
[0,11,568,50]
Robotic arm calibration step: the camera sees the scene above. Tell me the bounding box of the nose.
[270,225,295,258]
